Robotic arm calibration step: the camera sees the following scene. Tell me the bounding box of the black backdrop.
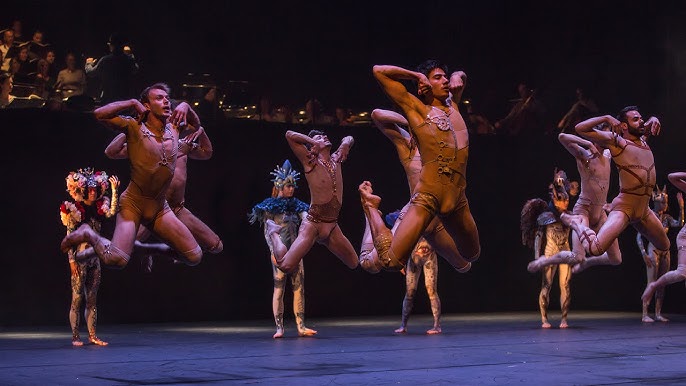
[1,108,686,327]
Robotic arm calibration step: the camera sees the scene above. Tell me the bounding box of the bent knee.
[206,239,223,254]
[465,248,481,263]
[183,246,203,266]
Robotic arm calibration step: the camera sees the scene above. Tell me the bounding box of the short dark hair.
[616,105,639,123]
[140,82,171,103]
[308,129,325,138]
[416,59,448,77]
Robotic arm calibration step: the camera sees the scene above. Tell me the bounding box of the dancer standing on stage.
[60,167,119,346]
[637,184,683,322]
[249,160,317,338]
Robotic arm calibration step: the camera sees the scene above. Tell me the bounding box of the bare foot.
[272,328,284,339]
[655,315,670,322]
[426,327,442,335]
[642,315,655,323]
[359,253,382,274]
[394,326,407,334]
[541,321,551,329]
[61,224,95,253]
[297,327,317,337]
[72,339,83,347]
[358,181,381,210]
[265,219,283,237]
[559,321,569,329]
[89,336,108,346]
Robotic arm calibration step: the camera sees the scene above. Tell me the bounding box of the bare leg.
[69,260,84,346]
[528,251,578,273]
[561,211,629,257]
[540,265,555,328]
[642,248,658,323]
[271,259,286,339]
[642,228,686,309]
[653,248,671,322]
[84,258,107,346]
[423,253,441,335]
[395,257,418,334]
[359,214,382,273]
[359,181,432,271]
[558,264,571,328]
[267,220,318,274]
[291,260,316,337]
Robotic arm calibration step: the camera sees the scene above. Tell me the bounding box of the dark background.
[3,1,686,326]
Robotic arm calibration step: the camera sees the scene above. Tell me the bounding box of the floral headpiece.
[66,167,109,202]
[270,160,300,190]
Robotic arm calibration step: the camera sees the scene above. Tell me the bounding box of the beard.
[627,124,645,137]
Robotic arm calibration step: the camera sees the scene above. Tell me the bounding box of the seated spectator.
[0,73,16,108]
[27,30,51,62]
[302,98,335,125]
[10,45,37,85]
[55,52,87,99]
[0,29,17,73]
[34,49,57,99]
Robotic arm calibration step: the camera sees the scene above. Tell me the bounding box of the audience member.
[0,73,16,108]
[9,45,36,85]
[55,52,88,99]
[1,29,16,72]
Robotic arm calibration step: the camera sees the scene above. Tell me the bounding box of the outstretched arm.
[558,132,599,161]
[104,133,128,159]
[371,108,412,157]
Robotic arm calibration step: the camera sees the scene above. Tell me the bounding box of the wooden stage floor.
[2,311,686,385]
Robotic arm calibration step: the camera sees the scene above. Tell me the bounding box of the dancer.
[359,108,471,273]
[383,210,442,335]
[60,167,119,346]
[60,82,204,268]
[104,108,222,269]
[249,160,317,338]
[642,172,686,311]
[359,59,480,272]
[528,131,620,273]
[521,169,575,328]
[266,129,358,274]
[561,107,669,265]
[637,185,683,322]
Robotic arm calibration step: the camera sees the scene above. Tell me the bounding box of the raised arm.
[94,98,147,131]
[332,136,354,163]
[104,133,128,159]
[285,130,317,169]
[182,126,213,160]
[449,70,467,104]
[558,132,599,161]
[372,64,427,119]
[574,115,621,149]
[371,108,412,150]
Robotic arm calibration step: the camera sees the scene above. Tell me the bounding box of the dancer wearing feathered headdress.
[249,160,316,338]
[60,167,120,346]
[520,168,577,329]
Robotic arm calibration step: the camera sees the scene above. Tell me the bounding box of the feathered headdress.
[270,160,300,196]
[66,167,109,202]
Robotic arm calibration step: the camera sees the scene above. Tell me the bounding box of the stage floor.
[1,311,686,385]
